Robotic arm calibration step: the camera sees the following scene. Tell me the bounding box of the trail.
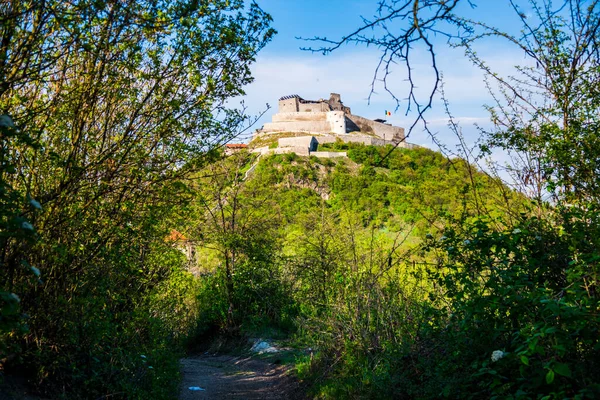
[244,153,261,180]
[179,354,303,400]
[206,153,261,215]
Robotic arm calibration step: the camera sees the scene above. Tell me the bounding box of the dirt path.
[179,354,304,400]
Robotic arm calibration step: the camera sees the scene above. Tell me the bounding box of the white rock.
[250,340,279,354]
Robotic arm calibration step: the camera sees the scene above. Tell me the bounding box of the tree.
[0,114,38,343]
[288,205,345,311]
[0,0,275,396]
[192,151,284,329]
[303,0,469,136]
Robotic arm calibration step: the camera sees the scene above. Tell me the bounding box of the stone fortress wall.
[250,92,417,159]
[259,93,404,143]
[345,114,403,142]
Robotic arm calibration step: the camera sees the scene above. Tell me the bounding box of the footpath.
[179,353,303,399]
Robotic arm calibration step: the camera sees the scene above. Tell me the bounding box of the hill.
[183,143,527,398]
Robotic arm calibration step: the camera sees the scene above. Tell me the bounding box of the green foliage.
[219,139,598,399]
[185,3,600,400]
[190,153,297,332]
[0,115,40,351]
[187,143,522,398]
[0,0,274,398]
[329,144,521,231]
[415,211,600,398]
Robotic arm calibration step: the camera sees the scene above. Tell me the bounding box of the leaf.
[520,355,529,366]
[515,389,528,398]
[528,338,538,351]
[442,385,451,397]
[553,362,571,377]
[546,369,555,384]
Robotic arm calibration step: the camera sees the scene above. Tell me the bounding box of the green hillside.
[191,144,523,273]
[185,144,533,398]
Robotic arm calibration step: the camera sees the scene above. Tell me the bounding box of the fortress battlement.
[250,93,414,158]
[256,93,405,144]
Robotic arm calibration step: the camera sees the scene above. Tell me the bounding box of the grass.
[254,347,306,367]
[348,130,378,137]
[250,132,327,149]
[316,144,346,152]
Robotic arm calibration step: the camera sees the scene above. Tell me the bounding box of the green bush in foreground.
[295,210,599,399]
[419,210,600,398]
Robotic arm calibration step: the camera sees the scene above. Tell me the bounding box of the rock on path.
[179,355,303,400]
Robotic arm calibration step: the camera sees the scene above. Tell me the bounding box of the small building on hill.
[225,143,248,155]
[166,229,196,263]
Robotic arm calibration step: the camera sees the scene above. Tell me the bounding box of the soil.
[179,354,305,400]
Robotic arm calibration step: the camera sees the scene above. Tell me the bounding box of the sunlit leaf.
[546,370,555,384]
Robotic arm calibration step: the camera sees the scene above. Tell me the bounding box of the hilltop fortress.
[250,93,412,157]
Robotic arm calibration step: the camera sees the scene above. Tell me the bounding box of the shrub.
[421,211,600,398]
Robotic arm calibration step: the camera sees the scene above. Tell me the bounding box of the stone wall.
[314,135,337,144]
[263,111,347,135]
[346,114,405,142]
[278,93,352,114]
[250,146,270,155]
[279,136,318,151]
[298,102,330,113]
[316,134,391,146]
[273,146,309,156]
[343,135,387,146]
[339,135,414,148]
[265,112,404,141]
[279,97,299,113]
[272,112,327,122]
[262,120,331,133]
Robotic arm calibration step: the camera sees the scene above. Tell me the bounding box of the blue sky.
[236,1,535,155]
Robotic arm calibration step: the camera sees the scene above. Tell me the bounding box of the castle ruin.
[251,93,413,158]
[259,93,405,143]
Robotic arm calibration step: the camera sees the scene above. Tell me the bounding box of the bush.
[419,210,600,398]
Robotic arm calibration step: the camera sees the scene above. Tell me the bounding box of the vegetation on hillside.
[290,0,600,398]
[185,144,531,397]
